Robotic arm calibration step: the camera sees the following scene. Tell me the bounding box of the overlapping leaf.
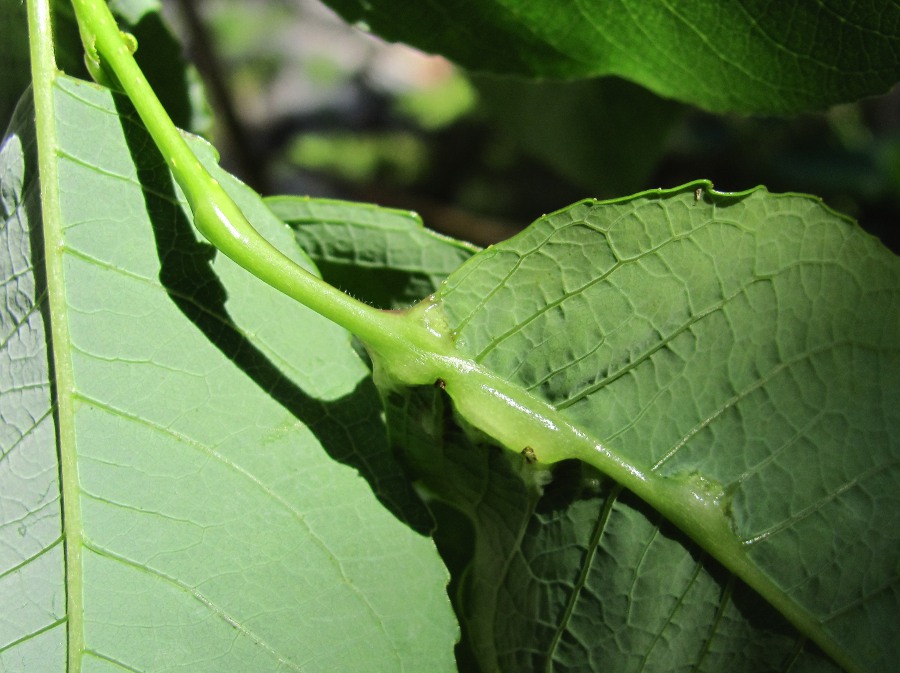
[322,0,900,114]
[284,175,899,670]
[409,184,898,672]
[473,76,684,197]
[0,75,456,671]
[267,195,477,310]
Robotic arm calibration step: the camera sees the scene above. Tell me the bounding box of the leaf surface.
[322,0,900,114]
[1,89,67,673]
[416,183,899,671]
[0,75,457,671]
[267,195,477,310]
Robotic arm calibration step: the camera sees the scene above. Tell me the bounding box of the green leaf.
[1,93,67,673]
[322,0,900,114]
[0,75,457,670]
[267,195,478,310]
[416,183,899,671]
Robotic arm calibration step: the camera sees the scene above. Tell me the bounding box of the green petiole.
[70,0,410,358]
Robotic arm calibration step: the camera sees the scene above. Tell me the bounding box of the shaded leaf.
[0,90,67,673]
[268,195,477,310]
[412,183,899,671]
[322,0,900,114]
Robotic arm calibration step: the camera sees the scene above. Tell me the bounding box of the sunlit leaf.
[0,75,456,671]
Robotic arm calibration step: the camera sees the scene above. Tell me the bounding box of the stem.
[69,0,399,352]
[27,0,84,670]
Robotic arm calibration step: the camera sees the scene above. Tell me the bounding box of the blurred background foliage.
[150,0,900,251]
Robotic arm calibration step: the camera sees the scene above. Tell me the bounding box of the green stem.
[28,0,84,670]
[69,0,401,353]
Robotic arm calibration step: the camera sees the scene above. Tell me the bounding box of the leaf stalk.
[69,0,405,355]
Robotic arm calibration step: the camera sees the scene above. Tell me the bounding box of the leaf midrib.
[28,0,83,670]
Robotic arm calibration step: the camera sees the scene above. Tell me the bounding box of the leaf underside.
[1,89,67,672]
[286,176,900,672]
[322,0,900,114]
[4,59,898,673]
[0,76,456,672]
[266,195,477,311]
[424,184,898,672]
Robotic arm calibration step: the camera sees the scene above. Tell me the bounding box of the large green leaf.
[0,75,456,671]
[271,172,900,671]
[398,183,897,672]
[322,0,900,114]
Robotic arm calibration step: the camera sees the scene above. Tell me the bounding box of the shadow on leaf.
[113,94,432,535]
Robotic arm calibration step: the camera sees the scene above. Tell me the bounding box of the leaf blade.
[267,195,478,310]
[2,72,458,671]
[434,182,900,671]
[0,94,67,673]
[322,0,900,114]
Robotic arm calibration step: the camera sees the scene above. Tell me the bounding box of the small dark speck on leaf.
[434,378,446,390]
[522,447,537,463]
